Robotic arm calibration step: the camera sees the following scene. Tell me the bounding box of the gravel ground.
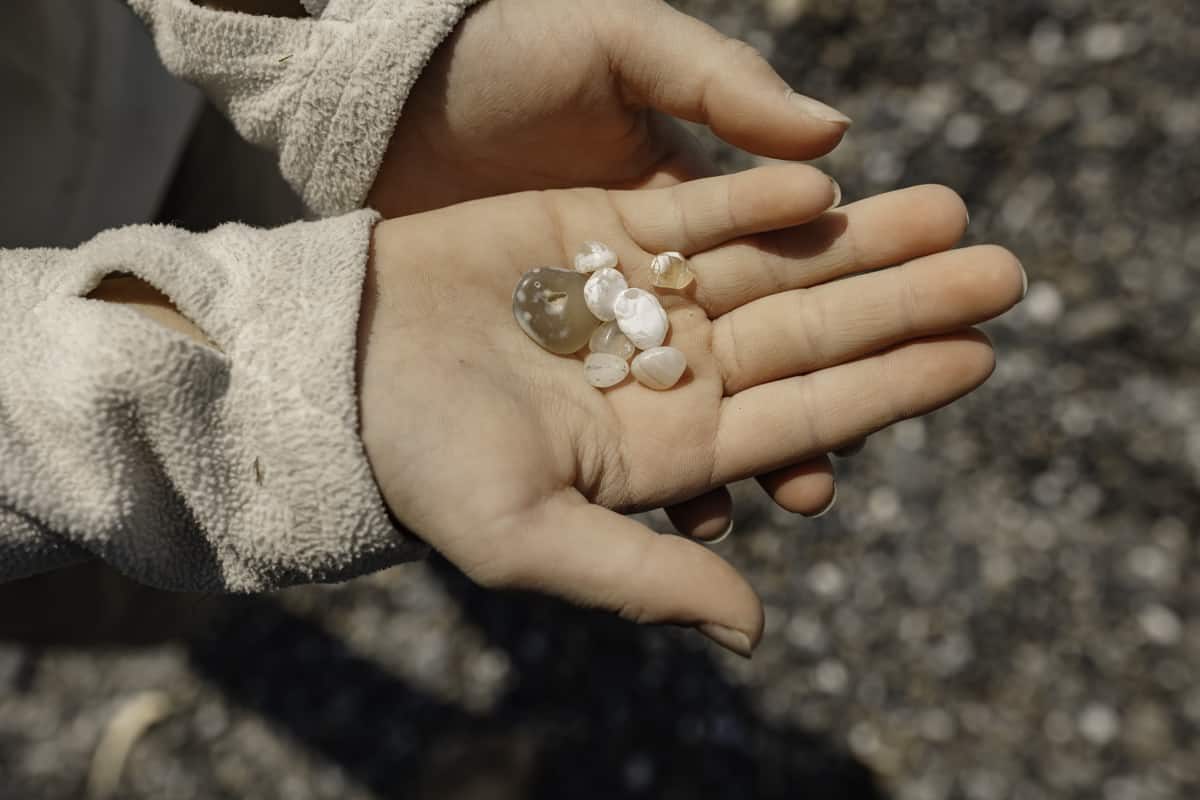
[3,1,1199,798]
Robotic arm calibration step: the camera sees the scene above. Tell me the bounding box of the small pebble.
[584,268,628,321]
[631,346,687,390]
[614,288,669,350]
[589,321,636,360]
[512,267,599,355]
[649,251,695,290]
[584,353,629,388]
[574,241,619,273]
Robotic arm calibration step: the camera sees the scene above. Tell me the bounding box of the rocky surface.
[2,1,1198,798]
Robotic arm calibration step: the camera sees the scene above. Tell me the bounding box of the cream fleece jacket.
[0,0,481,589]
[129,0,482,216]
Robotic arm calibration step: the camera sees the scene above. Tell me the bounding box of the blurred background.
[2,0,1198,798]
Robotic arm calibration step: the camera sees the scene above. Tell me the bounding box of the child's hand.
[357,165,1024,655]
[367,0,851,216]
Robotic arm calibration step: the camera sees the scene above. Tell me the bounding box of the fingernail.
[708,519,735,545]
[808,482,838,519]
[789,91,852,126]
[827,177,842,211]
[698,623,754,658]
[1019,262,1029,300]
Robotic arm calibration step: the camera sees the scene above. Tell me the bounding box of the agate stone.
[584,353,630,388]
[631,346,687,390]
[613,288,669,350]
[649,251,695,290]
[589,321,636,360]
[574,241,620,273]
[584,267,628,321]
[513,268,600,355]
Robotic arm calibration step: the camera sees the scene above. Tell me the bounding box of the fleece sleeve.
[0,212,425,591]
[125,0,483,217]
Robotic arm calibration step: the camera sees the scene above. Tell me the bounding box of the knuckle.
[713,316,747,391]
[796,375,830,454]
[466,550,526,591]
[792,289,826,364]
[899,277,923,336]
[722,35,767,66]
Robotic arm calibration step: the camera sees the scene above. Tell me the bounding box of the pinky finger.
[757,455,837,517]
[665,486,734,542]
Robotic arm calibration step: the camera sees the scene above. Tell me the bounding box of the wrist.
[87,276,219,350]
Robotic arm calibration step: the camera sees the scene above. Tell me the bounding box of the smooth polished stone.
[588,321,636,360]
[649,251,695,290]
[574,241,619,273]
[584,353,630,388]
[583,267,628,322]
[631,346,687,390]
[513,267,599,355]
[613,288,669,350]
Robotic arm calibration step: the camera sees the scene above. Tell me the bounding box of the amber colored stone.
[649,251,695,290]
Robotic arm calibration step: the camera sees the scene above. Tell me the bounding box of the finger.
[756,456,837,517]
[619,114,722,190]
[607,1,850,161]
[612,163,839,257]
[712,245,1026,393]
[691,184,970,316]
[712,331,995,484]
[488,492,763,656]
[665,486,733,542]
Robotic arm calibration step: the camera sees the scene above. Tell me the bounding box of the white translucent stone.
[631,347,687,390]
[613,288,669,350]
[589,321,636,360]
[574,241,619,273]
[583,268,628,322]
[649,251,695,290]
[584,353,630,388]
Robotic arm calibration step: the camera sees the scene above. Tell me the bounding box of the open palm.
[357,165,1024,654]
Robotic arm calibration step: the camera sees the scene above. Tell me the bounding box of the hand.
[357,165,1024,655]
[366,0,851,216]
[366,0,856,530]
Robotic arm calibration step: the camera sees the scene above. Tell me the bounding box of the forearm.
[0,214,422,590]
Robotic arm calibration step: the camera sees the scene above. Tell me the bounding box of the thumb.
[606,1,851,161]
[485,491,764,657]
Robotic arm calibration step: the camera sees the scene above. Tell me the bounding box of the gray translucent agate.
[513,267,601,355]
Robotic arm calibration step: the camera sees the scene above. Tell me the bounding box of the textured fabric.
[0,0,201,248]
[0,212,425,590]
[127,0,483,216]
[0,0,480,589]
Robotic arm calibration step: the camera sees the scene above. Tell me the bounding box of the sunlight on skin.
[85,166,1023,657]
